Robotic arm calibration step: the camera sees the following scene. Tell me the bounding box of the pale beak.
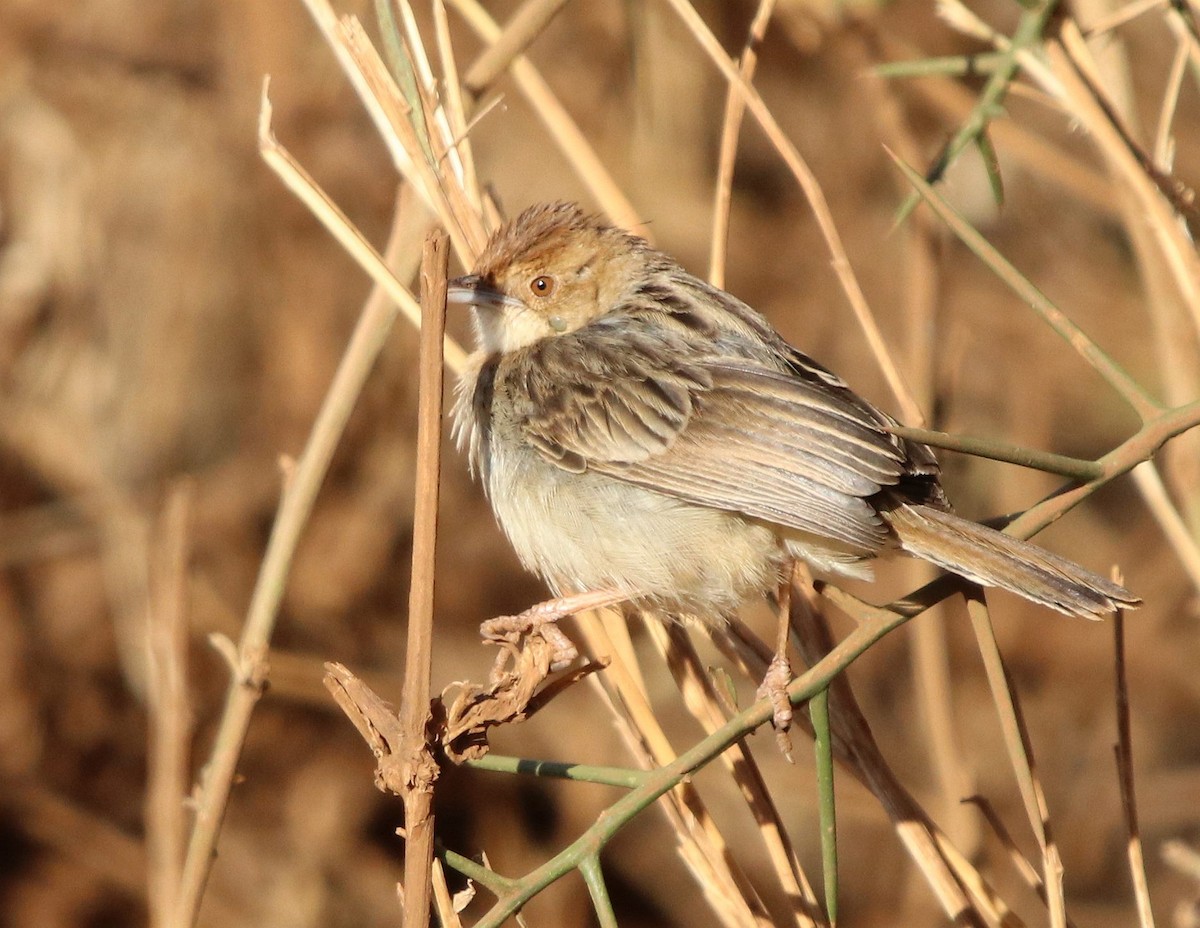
[447,274,523,311]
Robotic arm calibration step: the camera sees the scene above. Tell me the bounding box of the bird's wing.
[511,316,909,553]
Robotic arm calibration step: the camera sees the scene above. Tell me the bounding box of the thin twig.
[857,29,977,858]
[432,0,482,214]
[465,754,651,788]
[660,0,924,424]
[1081,0,1166,35]
[964,591,1067,928]
[1059,28,1200,226]
[809,686,837,926]
[258,84,468,374]
[885,425,1105,479]
[962,796,1049,898]
[146,481,194,928]
[888,148,1163,422]
[873,32,1117,218]
[1113,602,1157,928]
[708,0,776,288]
[171,158,438,928]
[1010,399,1200,536]
[874,51,1009,79]
[469,594,917,928]
[397,231,450,928]
[572,612,776,927]
[430,859,466,928]
[581,855,619,928]
[1153,33,1189,171]
[897,0,1060,223]
[463,0,571,94]
[1049,30,1200,335]
[1131,462,1200,594]
[781,582,991,927]
[449,0,646,236]
[649,621,820,927]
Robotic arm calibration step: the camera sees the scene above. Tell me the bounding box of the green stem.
[472,605,913,928]
[890,151,1164,421]
[1011,398,1200,536]
[372,0,436,166]
[438,846,518,896]
[885,425,1105,480]
[896,0,1060,223]
[811,688,838,926]
[465,754,651,789]
[580,855,619,928]
[875,52,1010,80]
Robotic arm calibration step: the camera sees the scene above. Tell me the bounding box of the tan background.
[0,1,1197,925]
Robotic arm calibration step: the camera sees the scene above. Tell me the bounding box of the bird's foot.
[756,651,795,760]
[480,589,627,682]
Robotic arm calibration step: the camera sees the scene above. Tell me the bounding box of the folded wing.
[512,314,912,555]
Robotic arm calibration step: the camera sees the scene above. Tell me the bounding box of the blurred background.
[1,0,1198,925]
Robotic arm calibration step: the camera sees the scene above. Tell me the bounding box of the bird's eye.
[529,275,556,297]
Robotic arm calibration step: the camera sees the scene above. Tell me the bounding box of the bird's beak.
[447,274,522,311]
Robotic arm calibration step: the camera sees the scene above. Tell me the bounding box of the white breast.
[484,428,783,618]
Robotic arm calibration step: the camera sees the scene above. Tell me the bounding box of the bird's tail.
[884,504,1140,619]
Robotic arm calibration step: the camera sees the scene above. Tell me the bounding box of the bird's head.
[448,202,652,354]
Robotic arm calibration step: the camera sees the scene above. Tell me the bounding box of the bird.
[447,201,1138,664]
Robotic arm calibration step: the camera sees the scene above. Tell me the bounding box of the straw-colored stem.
[660,0,923,424]
[171,145,439,928]
[965,591,1067,928]
[889,149,1162,422]
[1113,610,1157,928]
[145,482,194,928]
[463,0,571,93]
[449,0,646,236]
[708,0,776,289]
[397,232,450,928]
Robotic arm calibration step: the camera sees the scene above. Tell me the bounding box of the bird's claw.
[480,610,579,682]
[756,652,795,758]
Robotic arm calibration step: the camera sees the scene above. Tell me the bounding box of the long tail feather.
[884,504,1140,619]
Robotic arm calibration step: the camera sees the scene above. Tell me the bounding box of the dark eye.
[529,275,556,297]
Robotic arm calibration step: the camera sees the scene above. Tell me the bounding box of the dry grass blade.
[299,0,418,182]
[171,116,461,928]
[432,0,482,214]
[1049,29,1200,334]
[300,0,488,258]
[448,0,645,236]
[1131,462,1200,594]
[930,830,1021,928]
[888,148,1162,422]
[258,83,467,373]
[573,614,775,928]
[1113,604,1157,928]
[1082,0,1167,36]
[395,232,450,928]
[781,585,995,927]
[462,0,571,94]
[1153,33,1189,170]
[874,36,1118,218]
[662,0,924,425]
[647,620,822,927]
[10,0,1196,926]
[708,0,776,288]
[145,481,194,928]
[431,859,466,928]
[963,795,1060,917]
[964,592,1066,928]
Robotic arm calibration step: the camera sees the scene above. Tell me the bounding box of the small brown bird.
[449,202,1138,643]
